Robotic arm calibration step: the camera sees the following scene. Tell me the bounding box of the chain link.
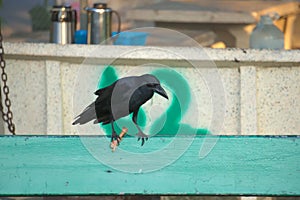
[0,26,16,135]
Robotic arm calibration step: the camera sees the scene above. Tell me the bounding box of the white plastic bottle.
[250,14,284,49]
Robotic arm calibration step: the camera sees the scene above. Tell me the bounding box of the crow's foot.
[110,127,128,152]
[136,131,148,146]
[111,132,121,145]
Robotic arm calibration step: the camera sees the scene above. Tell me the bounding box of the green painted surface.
[0,135,299,196]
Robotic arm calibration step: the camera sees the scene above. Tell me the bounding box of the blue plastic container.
[112,32,148,46]
[75,30,88,44]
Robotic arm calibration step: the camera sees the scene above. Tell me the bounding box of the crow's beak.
[154,85,168,99]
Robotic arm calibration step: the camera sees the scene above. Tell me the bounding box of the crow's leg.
[111,122,120,144]
[132,111,148,146]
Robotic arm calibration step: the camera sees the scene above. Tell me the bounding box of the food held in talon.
[110,127,128,152]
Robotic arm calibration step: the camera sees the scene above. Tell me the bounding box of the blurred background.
[0,0,300,48]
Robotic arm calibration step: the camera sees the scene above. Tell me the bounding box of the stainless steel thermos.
[86,3,121,44]
[50,5,77,44]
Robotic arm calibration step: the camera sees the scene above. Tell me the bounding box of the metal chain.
[0,26,16,135]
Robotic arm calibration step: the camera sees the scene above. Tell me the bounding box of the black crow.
[72,74,168,146]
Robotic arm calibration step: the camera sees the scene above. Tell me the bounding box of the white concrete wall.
[2,42,300,135]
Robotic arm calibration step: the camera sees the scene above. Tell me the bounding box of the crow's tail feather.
[72,102,97,125]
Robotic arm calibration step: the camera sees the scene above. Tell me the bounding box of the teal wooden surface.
[0,135,299,196]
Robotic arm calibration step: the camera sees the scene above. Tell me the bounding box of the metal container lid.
[85,3,112,13]
[51,5,73,22]
[93,3,107,9]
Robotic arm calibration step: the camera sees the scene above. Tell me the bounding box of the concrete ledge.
[4,42,300,67]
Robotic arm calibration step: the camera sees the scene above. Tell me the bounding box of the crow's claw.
[111,133,121,145]
[136,132,148,146]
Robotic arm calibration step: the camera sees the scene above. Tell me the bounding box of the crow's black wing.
[94,83,117,124]
[95,76,148,122]
[72,102,97,125]
[72,83,116,125]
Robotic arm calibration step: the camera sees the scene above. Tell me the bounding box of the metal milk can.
[86,3,121,44]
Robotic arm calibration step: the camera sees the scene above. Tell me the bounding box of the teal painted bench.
[0,135,299,196]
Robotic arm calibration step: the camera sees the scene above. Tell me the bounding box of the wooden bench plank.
[0,135,299,196]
